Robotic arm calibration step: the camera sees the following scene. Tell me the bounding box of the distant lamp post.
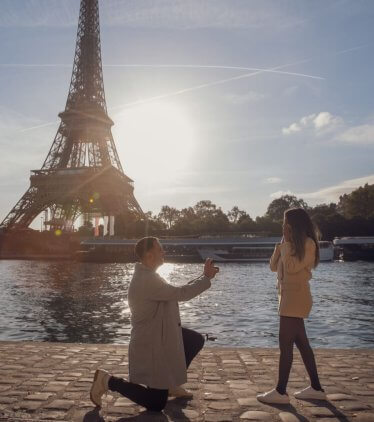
[40,216,43,232]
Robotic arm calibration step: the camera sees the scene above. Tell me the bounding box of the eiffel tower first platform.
[1,0,143,234]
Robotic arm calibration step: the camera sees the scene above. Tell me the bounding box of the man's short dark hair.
[135,237,158,260]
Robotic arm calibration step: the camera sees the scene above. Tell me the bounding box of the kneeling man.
[90,236,219,412]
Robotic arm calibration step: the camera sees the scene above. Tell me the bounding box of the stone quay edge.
[0,342,373,421]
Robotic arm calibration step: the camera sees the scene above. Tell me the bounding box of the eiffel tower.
[1,0,143,232]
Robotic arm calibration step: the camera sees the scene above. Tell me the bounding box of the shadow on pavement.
[83,408,105,422]
[83,408,169,422]
[82,398,192,422]
[301,399,350,422]
[259,402,309,421]
[163,397,192,421]
[262,399,350,422]
[115,411,169,422]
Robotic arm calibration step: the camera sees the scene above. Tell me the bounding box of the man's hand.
[204,258,219,280]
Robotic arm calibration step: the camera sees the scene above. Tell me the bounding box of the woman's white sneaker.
[90,369,110,407]
[257,388,290,404]
[294,386,326,400]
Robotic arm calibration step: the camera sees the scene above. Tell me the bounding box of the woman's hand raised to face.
[204,258,220,280]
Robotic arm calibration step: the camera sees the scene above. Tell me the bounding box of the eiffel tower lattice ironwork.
[1,0,143,231]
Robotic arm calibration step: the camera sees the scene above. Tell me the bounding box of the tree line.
[85,183,374,240]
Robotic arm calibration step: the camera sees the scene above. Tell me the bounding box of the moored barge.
[76,237,335,263]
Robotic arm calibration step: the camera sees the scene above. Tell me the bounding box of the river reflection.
[0,260,373,347]
[0,261,134,343]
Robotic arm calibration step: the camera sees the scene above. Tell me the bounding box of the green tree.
[338,183,374,218]
[312,213,347,240]
[227,206,249,224]
[173,207,197,235]
[266,195,309,222]
[114,211,138,237]
[192,200,230,234]
[255,215,282,235]
[309,203,340,239]
[143,211,167,235]
[157,206,180,230]
[237,214,255,232]
[193,200,217,217]
[114,210,168,238]
[179,207,196,220]
[309,203,338,218]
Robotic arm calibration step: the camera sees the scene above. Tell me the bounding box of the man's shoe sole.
[90,369,101,407]
[170,395,193,399]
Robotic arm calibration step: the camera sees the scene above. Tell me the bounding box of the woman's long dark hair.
[284,208,320,267]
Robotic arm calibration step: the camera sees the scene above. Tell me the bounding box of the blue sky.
[0,0,373,226]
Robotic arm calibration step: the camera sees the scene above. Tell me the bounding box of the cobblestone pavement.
[0,342,373,422]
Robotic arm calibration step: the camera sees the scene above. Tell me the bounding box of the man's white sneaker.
[168,386,193,399]
[294,386,326,400]
[90,369,110,407]
[257,388,290,404]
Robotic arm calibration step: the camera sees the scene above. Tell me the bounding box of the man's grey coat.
[128,262,211,389]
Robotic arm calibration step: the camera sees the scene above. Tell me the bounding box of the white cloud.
[264,177,282,184]
[282,122,302,135]
[300,175,374,204]
[269,175,374,205]
[338,124,374,145]
[282,111,343,136]
[300,114,316,127]
[270,190,293,199]
[283,111,374,145]
[313,111,337,129]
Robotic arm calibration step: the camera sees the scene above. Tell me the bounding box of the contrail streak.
[109,44,367,113]
[112,58,315,113]
[0,62,323,80]
[0,64,71,67]
[20,121,58,133]
[15,44,366,132]
[105,64,324,81]
[17,60,320,131]
[333,44,367,56]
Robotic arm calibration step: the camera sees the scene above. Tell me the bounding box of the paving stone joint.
[0,342,373,421]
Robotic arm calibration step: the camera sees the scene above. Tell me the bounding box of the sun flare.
[116,102,196,179]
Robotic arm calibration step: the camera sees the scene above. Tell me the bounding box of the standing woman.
[257,208,326,404]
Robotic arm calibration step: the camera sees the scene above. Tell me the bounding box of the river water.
[0,260,373,348]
